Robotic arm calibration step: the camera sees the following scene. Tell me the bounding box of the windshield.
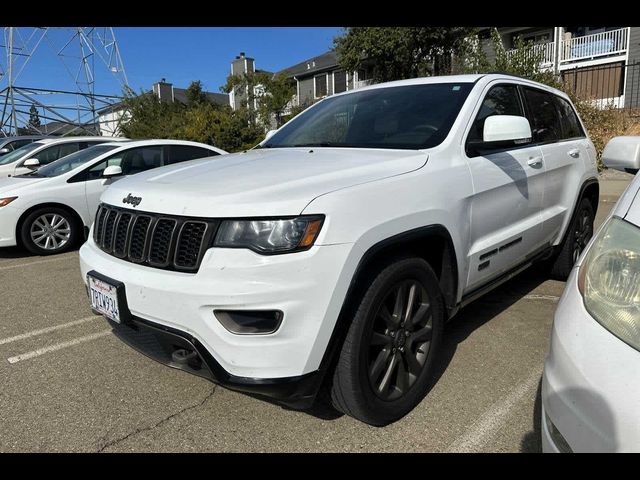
[0,142,42,165]
[30,144,120,178]
[262,83,474,150]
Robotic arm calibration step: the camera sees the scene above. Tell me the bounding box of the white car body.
[0,140,226,249]
[0,136,128,178]
[78,74,599,411]
[542,159,640,452]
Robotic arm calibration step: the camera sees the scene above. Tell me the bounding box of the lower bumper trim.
[107,315,322,409]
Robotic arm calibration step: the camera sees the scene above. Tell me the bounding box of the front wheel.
[20,207,80,255]
[549,198,594,280]
[330,257,445,426]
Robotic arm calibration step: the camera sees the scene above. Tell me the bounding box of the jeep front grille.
[93,203,218,273]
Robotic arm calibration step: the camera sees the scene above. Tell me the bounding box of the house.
[228,51,375,112]
[479,27,640,108]
[97,78,230,137]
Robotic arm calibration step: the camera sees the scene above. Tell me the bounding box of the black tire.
[549,197,594,280]
[330,256,445,426]
[20,207,80,255]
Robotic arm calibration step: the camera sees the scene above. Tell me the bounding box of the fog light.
[544,411,573,453]
[214,310,283,335]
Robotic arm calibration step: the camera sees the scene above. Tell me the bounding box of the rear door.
[521,88,589,246]
[464,83,547,292]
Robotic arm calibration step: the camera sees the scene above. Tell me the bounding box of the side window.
[57,142,80,159]
[31,145,60,165]
[86,146,164,180]
[522,88,562,144]
[553,96,585,140]
[8,139,33,151]
[468,84,524,143]
[167,145,217,165]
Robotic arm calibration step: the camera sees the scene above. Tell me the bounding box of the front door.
[464,83,547,292]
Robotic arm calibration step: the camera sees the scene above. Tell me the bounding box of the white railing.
[353,79,374,90]
[506,42,555,67]
[559,27,629,64]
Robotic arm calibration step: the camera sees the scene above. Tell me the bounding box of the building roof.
[172,88,229,106]
[276,50,339,78]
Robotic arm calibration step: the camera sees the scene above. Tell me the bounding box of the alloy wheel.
[573,208,593,263]
[366,279,433,401]
[30,213,71,251]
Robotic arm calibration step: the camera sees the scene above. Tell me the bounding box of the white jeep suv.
[80,74,599,426]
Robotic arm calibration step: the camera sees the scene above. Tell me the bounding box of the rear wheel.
[549,197,594,280]
[330,257,444,426]
[20,207,80,255]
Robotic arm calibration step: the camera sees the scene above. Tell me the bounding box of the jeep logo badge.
[122,193,142,207]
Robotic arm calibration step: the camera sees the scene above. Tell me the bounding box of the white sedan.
[542,136,640,452]
[0,139,226,255]
[0,136,128,178]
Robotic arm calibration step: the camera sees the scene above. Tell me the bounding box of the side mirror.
[602,136,640,174]
[23,158,40,169]
[0,148,10,156]
[264,129,277,141]
[102,165,123,178]
[467,115,533,154]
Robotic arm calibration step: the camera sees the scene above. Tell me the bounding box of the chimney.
[153,78,173,103]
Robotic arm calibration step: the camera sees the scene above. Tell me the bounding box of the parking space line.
[447,368,542,453]
[0,316,99,346]
[7,330,111,364]
[0,257,70,272]
[524,294,560,301]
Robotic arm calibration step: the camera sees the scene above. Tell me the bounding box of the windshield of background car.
[34,144,120,177]
[261,83,474,150]
[0,142,42,165]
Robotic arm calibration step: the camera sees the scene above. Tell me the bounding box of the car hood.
[101,148,428,217]
[0,175,49,195]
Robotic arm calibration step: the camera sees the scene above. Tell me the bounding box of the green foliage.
[28,104,41,130]
[119,81,264,153]
[334,27,478,82]
[222,71,296,128]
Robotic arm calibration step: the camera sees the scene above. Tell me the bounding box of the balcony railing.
[353,79,374,90]
[506,42,555,67]
[559,27,629,64]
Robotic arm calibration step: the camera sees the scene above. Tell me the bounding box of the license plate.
[88,274,122,323]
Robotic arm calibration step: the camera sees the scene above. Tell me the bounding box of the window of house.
[522,88,563,144]
[315,74,328,98]
[334,71,347,94]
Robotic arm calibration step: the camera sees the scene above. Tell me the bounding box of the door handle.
[568,149,580,158]
[527,156,543,167]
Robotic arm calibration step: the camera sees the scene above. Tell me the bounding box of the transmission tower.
[0,27,129,137]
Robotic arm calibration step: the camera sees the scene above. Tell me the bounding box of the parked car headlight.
[0,196,18,207]
[578,216,640,351]
[214,216,324,254]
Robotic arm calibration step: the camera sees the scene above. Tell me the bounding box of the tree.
[334,27,479,82]
[221,71,296,129]
[119,83,264,153]
[28,104,41,131]
[185,80,209,106]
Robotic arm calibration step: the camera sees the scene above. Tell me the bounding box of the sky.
[2,27,344,96]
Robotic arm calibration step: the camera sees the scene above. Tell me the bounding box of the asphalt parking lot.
[0,171,633,453]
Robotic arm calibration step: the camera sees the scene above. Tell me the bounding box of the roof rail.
[486,71,534,81]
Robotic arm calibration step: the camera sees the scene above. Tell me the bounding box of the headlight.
[0,196,18,207]
[214,215,324,254]
[578,216,640,351]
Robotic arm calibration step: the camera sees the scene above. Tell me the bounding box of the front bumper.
[542,267,640,452]
[106,314,321,408]
[79,234,354,380]
[0,203,21,247]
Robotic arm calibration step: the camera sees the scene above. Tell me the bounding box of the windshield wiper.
[14,171,42,178]
[288,142,338,148]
